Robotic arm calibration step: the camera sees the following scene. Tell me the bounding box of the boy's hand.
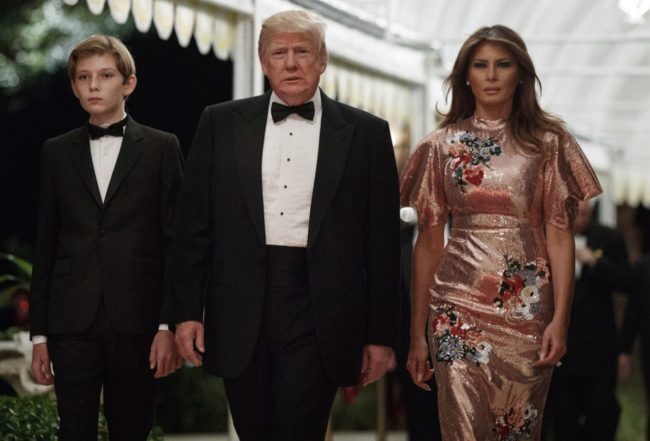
[31,343,54,385]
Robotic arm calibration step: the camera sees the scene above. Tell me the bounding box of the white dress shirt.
[90,119,125,202]
[262,90,322,247]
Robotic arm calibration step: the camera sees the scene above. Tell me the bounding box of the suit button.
[99,229,107,236]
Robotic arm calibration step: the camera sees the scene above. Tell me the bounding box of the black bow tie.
[88,117,128,140]
[271,101,315,123]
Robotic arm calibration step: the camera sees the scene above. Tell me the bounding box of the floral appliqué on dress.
[493,404,538,441]
[447,131,503,191]
[494,255,550,320]
[431,305,492,365]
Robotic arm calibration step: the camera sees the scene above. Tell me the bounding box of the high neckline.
[471,114,508,130]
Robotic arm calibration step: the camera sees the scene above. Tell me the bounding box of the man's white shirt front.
[262,90,322,248]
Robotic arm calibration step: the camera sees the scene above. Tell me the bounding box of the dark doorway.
[0,26,233,250]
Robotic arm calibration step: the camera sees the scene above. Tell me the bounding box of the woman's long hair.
[438,25,564,152]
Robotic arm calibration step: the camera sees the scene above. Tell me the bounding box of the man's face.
[260,32,326,106]
[70,53,136,125]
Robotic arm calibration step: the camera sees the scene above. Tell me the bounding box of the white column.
[252,1,266,96]
[232,15,254,99]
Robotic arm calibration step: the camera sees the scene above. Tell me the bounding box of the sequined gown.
[400,115,602,441]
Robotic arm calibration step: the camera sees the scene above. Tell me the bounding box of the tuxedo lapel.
[234,93,271,244]
[307,92,354,249]
[103,119,144,207]
[69,126,103,208]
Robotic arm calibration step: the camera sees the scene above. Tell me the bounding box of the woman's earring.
[466,80,470,86]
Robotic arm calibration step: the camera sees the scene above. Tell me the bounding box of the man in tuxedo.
[30,35,183,440]
[547,200,631,441]
[172,10,400,441]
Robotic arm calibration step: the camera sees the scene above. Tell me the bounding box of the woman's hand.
[406,336,434,391]
[534,319,567,367]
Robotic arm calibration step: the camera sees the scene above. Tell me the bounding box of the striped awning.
[63,0,246,60]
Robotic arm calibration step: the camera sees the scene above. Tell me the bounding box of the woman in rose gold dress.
[400,25,602,441]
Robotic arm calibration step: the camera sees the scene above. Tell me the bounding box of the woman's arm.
[406,223,446,390]
[535,223,575,366]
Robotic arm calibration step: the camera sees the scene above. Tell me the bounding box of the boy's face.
[70,53,136,125]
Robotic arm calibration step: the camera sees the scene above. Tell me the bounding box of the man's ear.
[259,55,269,77]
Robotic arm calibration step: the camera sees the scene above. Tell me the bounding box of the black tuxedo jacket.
[620,255,650,354]
[564,223,631,376]
[30,119,184,337]
[171,90,401,386]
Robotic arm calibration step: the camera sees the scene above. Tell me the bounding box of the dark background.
[0,26,233,255]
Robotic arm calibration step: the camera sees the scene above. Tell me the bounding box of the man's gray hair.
[258,10,328,58]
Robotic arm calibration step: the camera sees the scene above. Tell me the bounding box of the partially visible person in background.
[400,25,601,440]
[547,200,631,441]
[394,127,442,440]
[396,216,442,441]
[619,236,650,441]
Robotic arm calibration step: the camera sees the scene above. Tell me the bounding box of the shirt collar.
[269,89,322,114]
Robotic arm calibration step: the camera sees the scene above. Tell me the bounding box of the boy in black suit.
[30,35,183,440]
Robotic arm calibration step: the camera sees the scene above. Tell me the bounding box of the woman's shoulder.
[530,125,581,162]
[418,121,469,148]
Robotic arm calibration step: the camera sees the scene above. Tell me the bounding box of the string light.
[619,0,650,23]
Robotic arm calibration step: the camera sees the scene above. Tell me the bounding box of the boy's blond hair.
[67,35,135,83]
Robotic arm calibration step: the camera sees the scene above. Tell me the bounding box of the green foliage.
[0,326,20,341]
[155,366,228,433]
[616,351,647,441]
[330,384,378,430]
[0,394,59,440]
[0,395,164,440]
[0,0,132,101]
[0,252,32,312]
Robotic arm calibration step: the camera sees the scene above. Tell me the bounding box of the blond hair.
[67,35,135,84]
[258,10,327,59]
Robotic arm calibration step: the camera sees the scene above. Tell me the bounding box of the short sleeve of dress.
[399,135,448,231]
[543,131,602,231]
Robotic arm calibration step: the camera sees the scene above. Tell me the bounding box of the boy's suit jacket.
[30,118,184,337]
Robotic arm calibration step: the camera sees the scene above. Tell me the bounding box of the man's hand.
[149,330,183,378]
[31,343,54,385]
[360,344,393,386]
[175,321,205,367]
[575,246,598,267]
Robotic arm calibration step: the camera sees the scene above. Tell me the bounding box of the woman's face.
[466,41,520,119]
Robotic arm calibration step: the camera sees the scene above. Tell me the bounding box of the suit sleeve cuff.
[32,335,48,345]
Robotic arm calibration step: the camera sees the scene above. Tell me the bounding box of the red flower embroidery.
[463,167,485,186]
[447,132,503,191]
